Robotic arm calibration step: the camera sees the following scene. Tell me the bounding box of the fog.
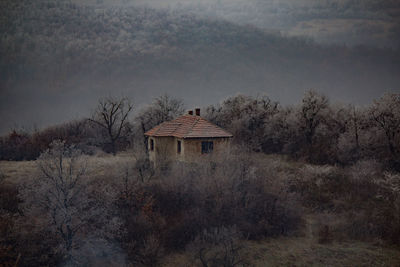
[0,0,399,134]
[84,0,400,48]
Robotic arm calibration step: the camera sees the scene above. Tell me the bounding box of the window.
[150,139,154,151]
[177,140,181,154]
[201,141,213,154]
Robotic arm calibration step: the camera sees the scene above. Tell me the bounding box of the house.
[144,108,233,164]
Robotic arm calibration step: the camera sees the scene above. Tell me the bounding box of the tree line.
[206,91,400,169]
[1,91,399,170]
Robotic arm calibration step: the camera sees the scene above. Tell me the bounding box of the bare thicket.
[3,141,400,266]
[89,96,133,155]
[108,150,300,265]
[20,140,91,260]
[136,94,184,133]
[336,105,364,162]
[187,226,247,267]
[289,159,400,244]
[1,92,399,170]
[205,94,279,151]
[135,94,185,150]
[370,93,400,161]
[298,90,329,161]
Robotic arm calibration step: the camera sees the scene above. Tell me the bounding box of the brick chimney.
[188,110,193,115]
[195,108,200,116]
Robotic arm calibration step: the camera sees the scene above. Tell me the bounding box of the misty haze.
[1,0,399,133]
[0,0,400,266]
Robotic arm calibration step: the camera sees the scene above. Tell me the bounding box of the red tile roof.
[145,115,233,138]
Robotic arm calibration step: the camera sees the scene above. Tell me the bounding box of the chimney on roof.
[195,108,200,116]
[188,110,193,115]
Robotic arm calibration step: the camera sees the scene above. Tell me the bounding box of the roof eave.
[183,135,233,139]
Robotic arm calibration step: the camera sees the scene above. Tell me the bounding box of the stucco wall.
[181,138,231,163]
[148,136,231,164]
[148,136,176,163]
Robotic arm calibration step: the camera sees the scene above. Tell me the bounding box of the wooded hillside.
[1,0,399,133]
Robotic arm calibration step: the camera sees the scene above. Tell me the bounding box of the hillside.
[1,0,400,133]
[1,153,400,266]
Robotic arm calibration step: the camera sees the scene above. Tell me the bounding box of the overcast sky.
[113,0,400,48]
[0,0,399,134]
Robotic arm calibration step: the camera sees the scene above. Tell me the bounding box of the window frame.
[177,140,181,154]
[150,138,154,151]
[201,141,214,154]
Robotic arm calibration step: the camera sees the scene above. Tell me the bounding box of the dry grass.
[0,160,37,184]
[163,237,400,267]
[245,238,400,267]
[2,153,399,266]
[0,150,135,184]
[162,208,400,266]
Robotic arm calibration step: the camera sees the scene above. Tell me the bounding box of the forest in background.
[1,92,399,169]
[1,0,399,134]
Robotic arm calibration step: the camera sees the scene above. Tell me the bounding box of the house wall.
[181,138,231,163]
[148,136,176,163]
[148,136,232,164]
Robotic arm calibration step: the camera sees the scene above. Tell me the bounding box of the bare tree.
[135,94,184,149]
[299,90,329,146]
[205,94,279,151]
[350,105,362,151]
[136,94,185,133]
[336,105,367,163]
[89,96,133,155]
[370,93,400,159]
[26,140,90,257]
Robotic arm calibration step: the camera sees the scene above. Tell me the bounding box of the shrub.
[186,226,247,267]
[114,151,302,260]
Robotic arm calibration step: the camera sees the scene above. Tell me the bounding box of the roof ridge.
[170,122,183,135]
[152,123,162,136]
[144,114,233,138]
[183,116,200,138]
[151,120,177,135]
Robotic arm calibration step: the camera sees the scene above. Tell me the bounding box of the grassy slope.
[245,238,400,266]
[164,238,400,266]
[0,151,134,184]
[163,209,400,266]
[164,226,400,266]
[1,154,399,266]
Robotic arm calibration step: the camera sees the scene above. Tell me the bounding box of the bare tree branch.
[89,96,133,155]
